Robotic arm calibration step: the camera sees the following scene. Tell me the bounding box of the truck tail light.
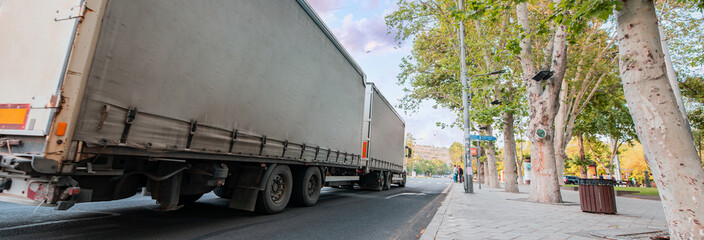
[55,122,68,136]
[362,141,368,158]
[27,182,57,203]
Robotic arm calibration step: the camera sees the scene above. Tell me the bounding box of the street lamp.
[457,0,507,193]
[532,70,553,81]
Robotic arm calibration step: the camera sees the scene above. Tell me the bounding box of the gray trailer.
[360,83,407,190]
[0,0,405,214]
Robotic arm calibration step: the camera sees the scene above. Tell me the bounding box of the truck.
[0,0,407,214]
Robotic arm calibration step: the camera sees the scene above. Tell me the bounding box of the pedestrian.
[452,165,458,182]
[458,166,464,183]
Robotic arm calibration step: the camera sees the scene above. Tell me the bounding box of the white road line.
[0,210,121,232]
[385,192,426,199]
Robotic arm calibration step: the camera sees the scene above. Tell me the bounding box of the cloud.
[333,14,398,54]
[306,0,344,24]
[362,0,380,10]
[403,102,463,148]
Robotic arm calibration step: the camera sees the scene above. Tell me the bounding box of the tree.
[571,74,637,178]
[553,0,704,236]
[502,110,519,192]
[614,0,704,237]
[515,0,568,203]
[657,0,704,167]
[386,0,524,191]
[681,77,704,164]
[449,142,465,167]
[553,21,620,183]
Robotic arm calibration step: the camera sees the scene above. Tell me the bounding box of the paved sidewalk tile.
[421,183,667,240]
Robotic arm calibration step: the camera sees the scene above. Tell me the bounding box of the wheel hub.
[271,174,286,204]
[306,175,319,198]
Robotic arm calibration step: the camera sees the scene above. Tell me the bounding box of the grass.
[562,184,659,196]
[613,186,659,195]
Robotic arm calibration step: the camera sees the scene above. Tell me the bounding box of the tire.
[256,165,293,214]
[213,186,232,199]
[376,172,384,191]
[382,171,391,190]
[398,173,406,187]
[361,171,383,191]
[178,194,204,205]
[291,167,322,207]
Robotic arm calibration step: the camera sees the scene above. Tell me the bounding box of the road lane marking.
[385,192,427,199]
[0,210,121,232]
[441,183,452,194]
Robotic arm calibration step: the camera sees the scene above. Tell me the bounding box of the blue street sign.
[469,135,497,141]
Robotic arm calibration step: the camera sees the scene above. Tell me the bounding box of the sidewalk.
[421,183,667,240]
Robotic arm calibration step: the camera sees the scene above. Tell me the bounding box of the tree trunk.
[517,2,565,204]
[518,141,525,184]
[698,136,702,163]
[579,167,587,179]
[480,161,487,186]
[503,112,519,193]
[483,125,501,188]
[554,78,570,185]
[610,138,623,181]
[616,0,704,238]
[577,134,587,178]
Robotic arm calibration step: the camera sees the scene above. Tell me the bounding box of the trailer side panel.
[72,1,365,163]
[367,84,405,172]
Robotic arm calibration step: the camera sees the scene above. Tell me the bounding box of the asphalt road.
[0,177,451,240]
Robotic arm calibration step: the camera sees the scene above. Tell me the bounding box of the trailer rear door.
[0,0,83,136]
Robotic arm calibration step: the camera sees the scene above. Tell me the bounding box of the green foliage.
[387,0,528,130]
[449,142,465,166]
[573,72,637,146]
[406,158,452,176]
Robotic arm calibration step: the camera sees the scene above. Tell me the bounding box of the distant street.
[0,177,451,240]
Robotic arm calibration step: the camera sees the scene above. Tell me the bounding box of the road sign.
[469,135,497,141]
[470,147,478,156]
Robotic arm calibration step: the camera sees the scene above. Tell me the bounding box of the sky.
[307,0,463,148]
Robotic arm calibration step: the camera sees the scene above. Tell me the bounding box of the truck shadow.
[0,186,422,240]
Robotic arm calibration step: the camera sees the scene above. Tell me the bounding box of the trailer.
[0,0,405,214]
[360,83,407,190]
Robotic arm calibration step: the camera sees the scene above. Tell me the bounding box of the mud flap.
[228,164,275,211]
[150,162,184,211]
[361,172,382,190]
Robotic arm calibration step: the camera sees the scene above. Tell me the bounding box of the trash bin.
[578,178,617,214]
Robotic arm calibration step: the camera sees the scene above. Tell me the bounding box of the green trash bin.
[578,179,617,214]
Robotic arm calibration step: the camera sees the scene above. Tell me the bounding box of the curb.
[420,183,455,240]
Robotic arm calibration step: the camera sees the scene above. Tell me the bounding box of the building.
[414,145,451,164]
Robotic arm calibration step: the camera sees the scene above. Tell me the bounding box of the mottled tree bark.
[503,112,519,192]
[554,78,569,185]
[616,0,704,238]
[516,2,565,203]
[517,142,525,184]
[483,125,501,188]
[577,134,588,178]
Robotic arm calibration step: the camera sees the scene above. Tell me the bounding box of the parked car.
[564,175,580,184]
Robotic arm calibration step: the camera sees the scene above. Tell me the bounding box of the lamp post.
[457,0,506,193]
[457,0,473,193]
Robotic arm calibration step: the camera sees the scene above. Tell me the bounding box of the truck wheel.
[256,165,292,214]
[376,172,385,191]
[398,173,406,187]
[213,186,232,199]
[382,171,391,190]
[178,194,204,205]
[291,167,321,207]
[361,172,383,191]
